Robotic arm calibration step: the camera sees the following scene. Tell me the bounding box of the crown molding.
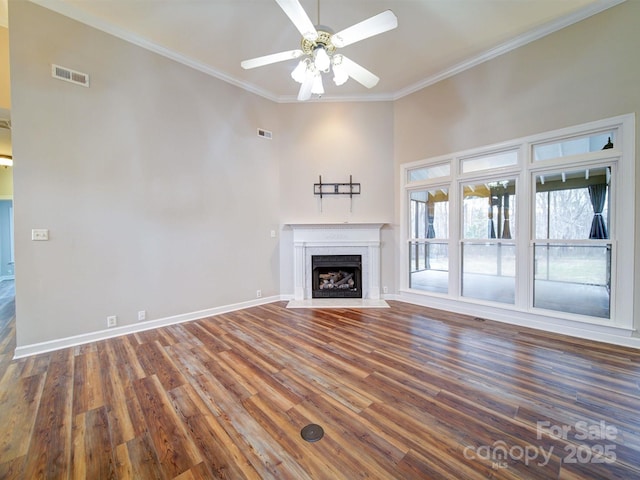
[28,0,391,104]
[30,0,626,104]
[393,0,627,100]
[29,0,284,103]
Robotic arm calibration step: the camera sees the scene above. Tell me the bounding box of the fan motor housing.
[301,29,336,56]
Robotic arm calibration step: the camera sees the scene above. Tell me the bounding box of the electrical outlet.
[138,310,146,321]
[31,229,49,241]
[383,286,388,294]
[256,290,262,298]
[270,230,276,238]
[107,315,117,328]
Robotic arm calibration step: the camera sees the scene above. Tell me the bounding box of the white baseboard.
[397,290,640,349]
[13,295,283,359]
[13,290,640,359]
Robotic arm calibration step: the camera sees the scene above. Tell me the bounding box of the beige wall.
[10,2,397,349]
[0,26,9,110]
[278,102,394,223]
[8,0,639,349]
[394,2,639,161]
[277,101,396,294]
[10,2,282,346]
[394,0,640,331]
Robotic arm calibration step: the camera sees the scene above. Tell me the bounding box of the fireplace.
[312,255,362,298]
[288,223,385,305]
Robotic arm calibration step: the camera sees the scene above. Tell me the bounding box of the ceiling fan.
[241,0,398,101]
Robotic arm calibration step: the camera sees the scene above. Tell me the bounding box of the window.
[533,131,615,162]
[409,188,449,293]
[535,168,609,240]
[460,149,518,174]
[461,179,516,304]
[407,163,450,183]
[533,167,612,318]
[463,180,517,239]
[401,114,634,330]
[533,244,610,318]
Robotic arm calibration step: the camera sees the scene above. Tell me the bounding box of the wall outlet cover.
[31,229,49,241]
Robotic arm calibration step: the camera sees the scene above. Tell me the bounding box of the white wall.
[394,0,640,335]
[10,2,281,347]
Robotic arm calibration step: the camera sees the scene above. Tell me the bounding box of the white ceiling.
[5,0,625,102]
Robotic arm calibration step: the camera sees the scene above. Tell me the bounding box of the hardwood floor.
[0,294,639,479]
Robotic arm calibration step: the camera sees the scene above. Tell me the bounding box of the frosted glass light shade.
[313,47,330,72]
[332,56,349,86]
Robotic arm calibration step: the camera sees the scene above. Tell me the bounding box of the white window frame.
[459,172,521,305]
[407,183,451,293]
[529,160,616,319]
[399,114,635,336]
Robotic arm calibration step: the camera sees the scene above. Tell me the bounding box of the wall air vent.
[257,128,273,140]
[51,64,90,87]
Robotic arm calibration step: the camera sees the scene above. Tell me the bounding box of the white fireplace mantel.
[288,223,385,304]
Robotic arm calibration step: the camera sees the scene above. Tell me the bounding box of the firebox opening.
[312,255,362,298]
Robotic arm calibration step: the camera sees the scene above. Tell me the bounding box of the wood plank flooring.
[0,294,639,478]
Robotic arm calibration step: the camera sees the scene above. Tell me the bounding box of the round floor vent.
[300,424,324,442]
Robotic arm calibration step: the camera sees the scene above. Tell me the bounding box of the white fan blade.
[298,73,314,101]
[340,56,379,89]
[275,0,318,41]
[241,49,304,69]
[331,10,398,48]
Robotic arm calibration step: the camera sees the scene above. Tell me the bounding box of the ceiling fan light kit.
[332,55,349,86]
[313,45,331,72]
[241,0,397,101]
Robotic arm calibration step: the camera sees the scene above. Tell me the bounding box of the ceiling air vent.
[257,128,273,140]
[51,64,90,87]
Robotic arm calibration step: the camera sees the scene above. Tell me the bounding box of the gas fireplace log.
[334,273,354,286]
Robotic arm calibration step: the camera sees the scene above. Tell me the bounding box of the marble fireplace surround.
[287,223,389,308]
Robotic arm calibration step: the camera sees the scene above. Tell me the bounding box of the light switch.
[32,229,49,241]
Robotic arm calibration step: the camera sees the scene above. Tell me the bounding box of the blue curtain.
[588,184,608,239]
